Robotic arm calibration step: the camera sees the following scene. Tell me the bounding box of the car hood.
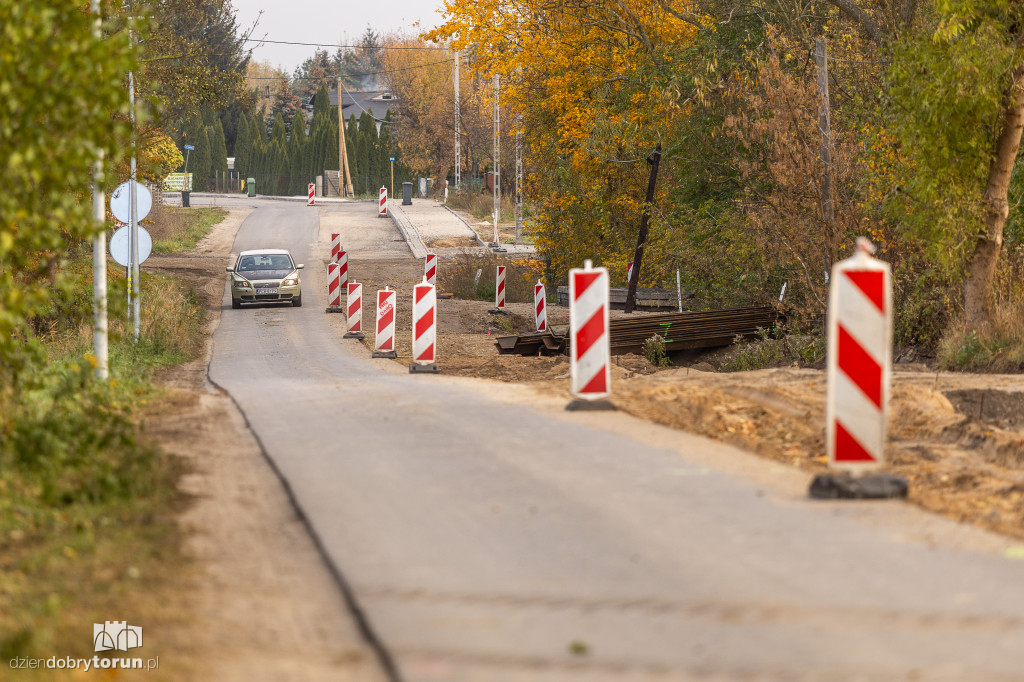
[236,269,295,283]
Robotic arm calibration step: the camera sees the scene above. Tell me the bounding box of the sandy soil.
[144,208,386,682]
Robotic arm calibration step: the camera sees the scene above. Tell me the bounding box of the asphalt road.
[208,197,1024,682]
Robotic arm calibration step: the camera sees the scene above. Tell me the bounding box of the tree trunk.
[963,66,1024,329]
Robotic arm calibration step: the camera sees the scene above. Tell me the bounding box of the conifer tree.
[193,125,212,191]
[289,118,308,195]
[234,115,250,178]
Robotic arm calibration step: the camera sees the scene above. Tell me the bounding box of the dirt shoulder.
[144,208,386,682]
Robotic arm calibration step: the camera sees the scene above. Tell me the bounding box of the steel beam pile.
[608,306,777,354]
[494,306,778,357]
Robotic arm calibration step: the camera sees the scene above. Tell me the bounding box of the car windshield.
[238,254,293,272]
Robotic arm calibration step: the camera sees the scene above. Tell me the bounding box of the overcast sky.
[232,0,448,73]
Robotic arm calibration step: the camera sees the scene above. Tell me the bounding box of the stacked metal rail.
[494,306,779,356]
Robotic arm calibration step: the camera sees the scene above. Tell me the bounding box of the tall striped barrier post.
[535,280,547,332]
[378,186,388,217]
[410,278,439,374]
[567,260,613,411]
[308,183,315,206]
[424,253,437,286]
[488,265,506,315]
[337,249,349,288]
[372,287,397,358]
[331,233,341,263]
[810,237,907,499]
[343,282,364,339]
[325,262,343,313]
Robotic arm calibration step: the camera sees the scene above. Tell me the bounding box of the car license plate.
[257,288,278,294]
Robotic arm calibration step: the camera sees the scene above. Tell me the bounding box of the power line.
[246,37,442,51]
[247,56,453,80]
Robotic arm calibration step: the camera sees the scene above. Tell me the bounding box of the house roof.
[307,89,396,122]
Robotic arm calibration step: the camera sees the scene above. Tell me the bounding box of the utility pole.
[91,0,108,380]
[338,78,354,196]
[454,52,461,190]
[815,37,834,279]
[492,74,500,246]
[514,119,523,244]
[624,143,662,315]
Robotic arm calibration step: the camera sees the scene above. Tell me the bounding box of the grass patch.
[145,204,226,254]
[720,331,825,372]
[0,251,206,676]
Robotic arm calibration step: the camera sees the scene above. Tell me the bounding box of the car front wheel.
[292,294,302,307]
[232,299,241,309]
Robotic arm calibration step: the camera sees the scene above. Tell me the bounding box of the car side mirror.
[297,264,304,269]
[226,267,234,272]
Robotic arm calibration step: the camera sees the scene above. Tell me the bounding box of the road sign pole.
[129,65,140,343]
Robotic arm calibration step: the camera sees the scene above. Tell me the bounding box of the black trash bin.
[402,182,413,206]
[181,190,190,207]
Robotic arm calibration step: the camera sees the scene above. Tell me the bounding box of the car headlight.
[282,278,298,286]
[234,280,251,288]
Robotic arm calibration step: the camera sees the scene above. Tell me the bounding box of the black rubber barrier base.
[809,472,909,500]
[566,399,617,412]
[325,306,344,313]
[371,350,398,359]
[343,332,365,340]
[409,363,439,374]
[437,294,453,300]
[488,309,507,315]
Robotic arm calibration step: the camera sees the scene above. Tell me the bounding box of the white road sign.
[110,181,152,223]
[109,225,152,267]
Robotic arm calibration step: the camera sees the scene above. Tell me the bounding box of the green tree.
[886,1,1024,329]
[192,123,212,190]
[234,114,250,177]
[211,117,229,182]
[288,120,309,195]
[0,0,133,384]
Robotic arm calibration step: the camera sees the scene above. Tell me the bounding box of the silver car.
[227,249,304,308]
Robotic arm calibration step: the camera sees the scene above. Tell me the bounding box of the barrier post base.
[565,399,616,412]
[488,308,507,315]
[409,363,439,374]
[372,350,398,359]
[343,331,365,339]
[438,293,453,300]
[808,473,908,500]
[325,306,344,314]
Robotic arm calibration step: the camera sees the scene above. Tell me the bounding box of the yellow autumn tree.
[427,0,701,282]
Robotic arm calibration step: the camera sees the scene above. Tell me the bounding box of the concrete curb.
[387,203,428,260]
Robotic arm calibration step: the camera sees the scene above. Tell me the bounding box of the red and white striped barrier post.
[444,179,449,203]
[424,253,437,286]
[325,262,342,312]
[534,280,547,332]
[826,237,892,467]
[344,281,364,339]
[378,186,388,217]
[308,183,315,206]
[372,287,397,358]
[337,250,349,288]
[811,237,905,499]
[331,233,341,263]
[488,265,506,314]
[410,278,439,373]
[568,260,612,410]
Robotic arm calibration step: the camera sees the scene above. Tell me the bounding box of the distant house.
[306,89,396,133]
